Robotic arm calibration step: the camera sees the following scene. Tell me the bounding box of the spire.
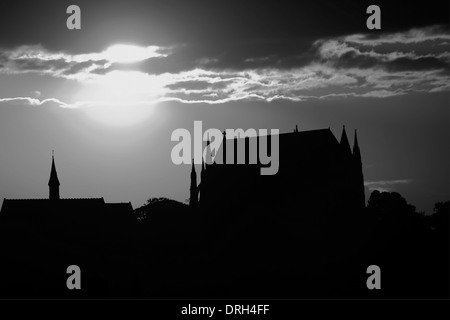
[191,159,197,184]
[222,130,227,164]
[340,125,352,156]
[191,159,196,174]
[48,151,60,200]
[353,129,361,164]
[352,129,365,208]
[190,160,198,207]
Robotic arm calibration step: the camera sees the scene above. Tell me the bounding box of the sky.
[0,0,448,213]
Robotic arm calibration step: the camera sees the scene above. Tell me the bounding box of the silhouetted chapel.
[189,126,365,221]
[0,154,134,297]
[0,154,133,223]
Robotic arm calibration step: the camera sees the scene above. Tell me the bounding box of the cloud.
[316,26,450,74]
[344,25,449,46]
[364,179,413,193]
[0,97,69,107]
[0,25,448,107]
[0,44,168,80]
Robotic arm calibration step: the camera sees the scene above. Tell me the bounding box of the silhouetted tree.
[431,201,449,231]
[134,197,188,221]
[363,191,449,298]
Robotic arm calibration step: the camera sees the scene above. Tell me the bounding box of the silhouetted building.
[0,154,135,298]
[0,154,134,224]
[190,126,365,221]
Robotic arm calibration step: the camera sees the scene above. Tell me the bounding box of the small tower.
[222,131,227,164]
[340,125,352,157]
[189,160,198,207]
[353,130,365,208]
[48,151,60,200]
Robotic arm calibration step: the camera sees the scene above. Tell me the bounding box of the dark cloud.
[331,50,449,73]
[166,80,228,91]
[332,51,381,70]
[0,50,110,76]
[192,39,318,71]
[355,41,449,57]
[385,56,450,72]
[334,51,449,72]
[12,57,69,72]
[134,46,201,74]
[62,59,108,75]
[88,40,318,76]
[321,27,450,74]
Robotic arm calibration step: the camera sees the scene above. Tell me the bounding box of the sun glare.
[103,44,161,63]
[75,70,166,126]
[83,104,155,127]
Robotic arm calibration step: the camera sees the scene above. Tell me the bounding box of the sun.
[74,70,166,127]
[102,44,162,63]
[71,43,172,127]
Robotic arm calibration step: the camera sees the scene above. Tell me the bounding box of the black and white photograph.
[0,0,448,307]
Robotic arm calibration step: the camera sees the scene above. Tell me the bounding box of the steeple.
[222,131,227,164]
[340,125,352,156]
[189,160,198,207]
[48,151,60,200]
[191,160,197,185]
[352,129,365,208]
